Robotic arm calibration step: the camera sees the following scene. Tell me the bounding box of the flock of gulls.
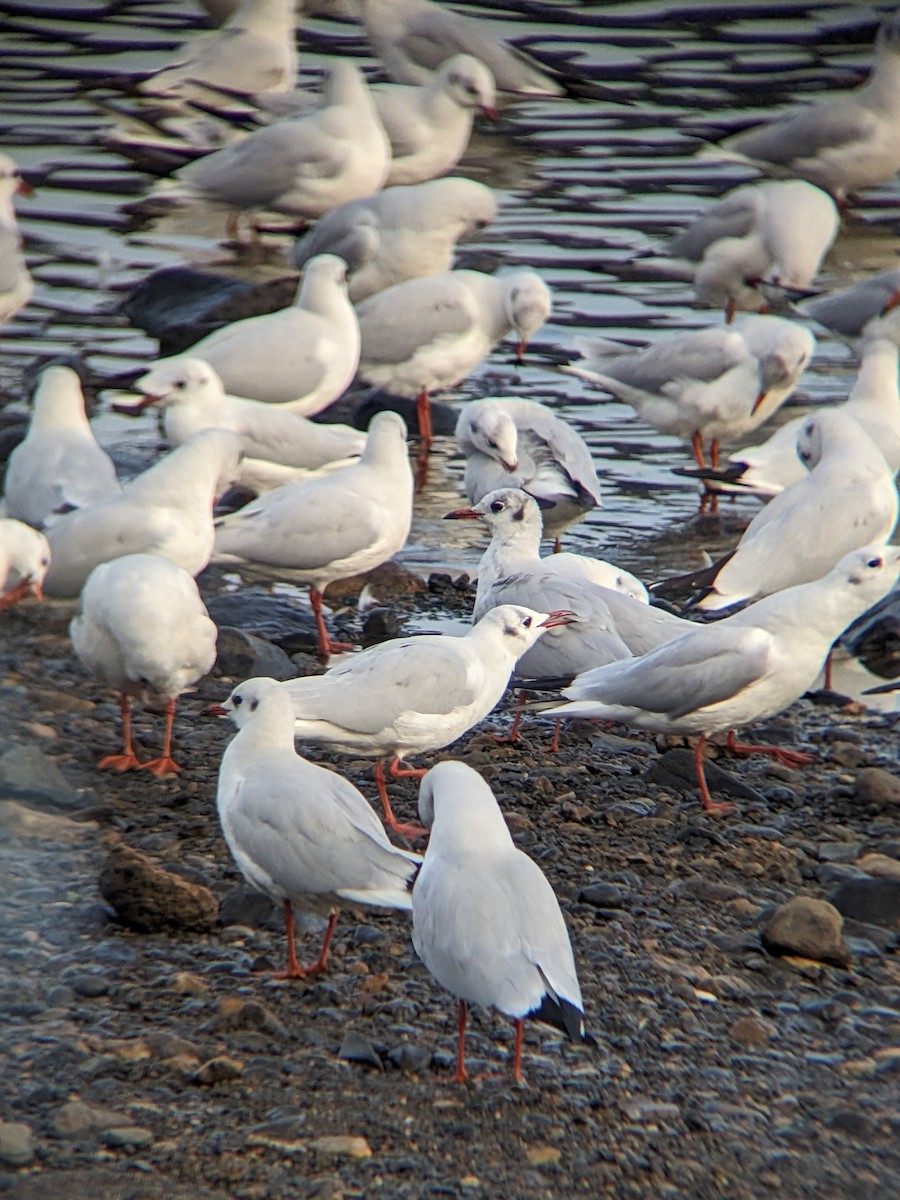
[2,0,900,1083]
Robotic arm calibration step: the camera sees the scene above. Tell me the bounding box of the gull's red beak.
[751,389,766,415]
[539,609,578,629]
[31,579,43,603]
[443,507,483,520]
[206,703,229,717]
[881,288,900,316]
[502,458,518,472]
[481,105,498,121]
[16,177,34,198]
[112,393,158,416]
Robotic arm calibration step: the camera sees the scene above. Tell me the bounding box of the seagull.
[0,152,33,329]
[166,60,390,234]
[127,358,366,482]
[372,54,496,187]
[356,268,552,446]
[43,429,242,598]
[282,604,574,837]
[212,410,413,659]
[70,554,218,776]
[139,0,298,104]
[455,396,602,543]
[412,760,594,1084]
[705,11,900,202]
[292,176,497,303]
[692,409,899,612]
[211,676,421,979]
[797,267,900,341]
[666,179,839,317]
[167,254,359,410]
[446,488,688,682]
[2,365,120,528]
[682,335,900,498]
[564,314,816,470]
[548,545,900,813]
[356,0,565,98]
[0,519,50,613]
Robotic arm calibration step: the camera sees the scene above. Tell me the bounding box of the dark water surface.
[1,0,897,598]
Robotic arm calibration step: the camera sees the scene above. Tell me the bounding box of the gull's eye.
[523,616,532,628]
[490,500,503,513]
[867,556,884,568]
[174,378,187,390]
[487,439,499,450]
[232,694,243,707]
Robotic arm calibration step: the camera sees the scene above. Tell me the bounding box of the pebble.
[102,1126,154,1148]
[646,748,764,802]
[214,627,297,681]
[0,800,95,842]
[194,1056,245,1085]
[853,767,900,810]
[98,843,218,933]
[387,1044,432,1073]
[730,1016,776,1047]
[829,878,900,928]
[205,997,289,1039]
[761,896,850,966]
[856,852,900,881]
[0,1121,34,1167]
[338,1031,382,1069]
[53,1100,133,1138]
[0,744,78,807]
[525,1146,562,1166]
[578,882,628,908]
[308,1135,372,1160]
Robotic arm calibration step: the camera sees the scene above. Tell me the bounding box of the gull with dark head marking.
[3,365,120,529]
[282,604,574,837]
[211,677,421,980]
[413,760,594,1085]
[548,546,900,814]
[70,554,218,777]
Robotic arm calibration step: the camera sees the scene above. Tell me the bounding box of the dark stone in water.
[361,607,402,646]
[206,589,318,651]
[120,266,299,356]
[214,627,297,681]
[352,389,459,437]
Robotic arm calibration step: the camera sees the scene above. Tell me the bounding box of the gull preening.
[282,604,574,836]
[129,357,366,477]
[0,519,50,613]
[212,677,420,979]
[565,315,815,470]
[412,761,594,1084]
[455,396,602,541]
[0,152,33,329]
[44,429,242,598]
[666,179,839,316]
[169,254,359,410]
[549,546,900,813]
[292,176,497,303]
[70,554,218,776]
[213,410,413,659]
[692,409,899,612]
[356,268,552,446]
[706,11,900,202]
[797,268,900,341]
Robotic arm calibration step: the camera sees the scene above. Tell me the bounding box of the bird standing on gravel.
[547,545,900,814]
[70,554,218,776]
[412,760,594,1084]
[212,677,421,979]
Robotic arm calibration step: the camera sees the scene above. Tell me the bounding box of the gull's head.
[210,676,282,727]
[503,272,552,360]
[417,759,501,835]
[135,357,224,409]
[1,521,51,602]
[438,54,497,117]
[479,603,576,656]
[32,365,86,422]
[0,152,32,215]
[445,488,542,541]
[835,544,900,604]
[302,252,349,295]
[459,401,518,470]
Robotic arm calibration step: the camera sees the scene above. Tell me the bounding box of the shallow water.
[1,1,898,657]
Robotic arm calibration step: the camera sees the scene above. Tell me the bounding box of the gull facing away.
[797,267,900,341]
[446,489,688,682]
[293,176,497,303]
[356,0,564,97]
[564,314,815,470]
[548,545,900,813]
[665,179,839,317]
[2,366,120,528]
[166,61,390,234]
[168,254,359,410]
[455,396,602,543]
[0,152,33,329]
[212,677,421,979]
[372,54,496,187]
[128,358,366,481]
[282,604,574,837]
[692,409,899,613]
[70,554,218,777]
[412,760,594,1084]
[356,268,552,447]
[212,410,413,659]
[43,429,242,598]
[683,335,900,498]
[706,11,900,202]
[139,0,298,104]
[0,519,49,613]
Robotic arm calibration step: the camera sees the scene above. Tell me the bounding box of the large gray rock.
[762,895,850,965]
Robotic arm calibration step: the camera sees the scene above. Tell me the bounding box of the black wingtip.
[649,550,736,601]
[527,993,594,1045]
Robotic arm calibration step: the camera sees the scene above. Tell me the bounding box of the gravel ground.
[1,572,899,1200]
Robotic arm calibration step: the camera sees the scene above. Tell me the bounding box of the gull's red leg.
[98,692,143,772]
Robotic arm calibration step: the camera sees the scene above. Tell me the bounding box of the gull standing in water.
[212,411,413,659]
[283,605,574,837]
[548,546,900,814]
[212,677,420,979]
[2,365,120,528]
[70,554,218,776]
[412,761,594,1084]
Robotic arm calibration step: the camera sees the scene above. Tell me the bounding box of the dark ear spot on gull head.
[513,503,527,522]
